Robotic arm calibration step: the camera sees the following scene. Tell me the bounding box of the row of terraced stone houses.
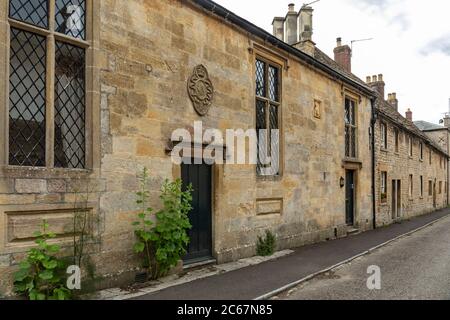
[0,0,448,295]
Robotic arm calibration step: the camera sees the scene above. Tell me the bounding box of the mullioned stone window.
[8,0,87,169]
[255,57,281,176]
[380,171,387,203]
[381,122,388,150]
[344,97,357,158]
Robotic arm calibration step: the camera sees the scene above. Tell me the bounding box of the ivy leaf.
[38,270,54,280]
[14,269,29,282]
[134,242,145,253]
[19,260,31,270]
[47,245,60,253]
[43,259,58,270]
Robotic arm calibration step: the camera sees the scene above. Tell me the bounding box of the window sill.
[1,165,93,179]
[380,148,388,153]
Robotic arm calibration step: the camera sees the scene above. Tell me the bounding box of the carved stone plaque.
[188,65,214,116]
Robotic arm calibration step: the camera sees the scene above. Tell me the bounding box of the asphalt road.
[279,215,450,300]
[133,209,450,300]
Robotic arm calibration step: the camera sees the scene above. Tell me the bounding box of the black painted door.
[181,163,213,264]
[345,170,355,226]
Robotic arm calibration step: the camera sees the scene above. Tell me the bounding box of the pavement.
[280,213,450,300]
[132,208,450,300]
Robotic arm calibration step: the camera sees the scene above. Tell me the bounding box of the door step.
[347,227,361,236]
[183,258,217,271]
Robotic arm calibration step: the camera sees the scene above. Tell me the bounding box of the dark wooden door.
[345,170,355,226]
[181,163,213,264]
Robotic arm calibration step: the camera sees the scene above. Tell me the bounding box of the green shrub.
[133,168,193,280]
[14,220,71,300]
[256,230,276,257]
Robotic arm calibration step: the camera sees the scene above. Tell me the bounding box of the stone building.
[0,0,378,295]
[415,102,450,203]
[370,77,449,227]
[0,0,446,296]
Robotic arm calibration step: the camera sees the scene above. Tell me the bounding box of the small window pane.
[9,0,48,29]
[9,28,46,167]
[55,0,86,39]
[54,41,86,169]
[255,59,266,97]
[256,100,266,175]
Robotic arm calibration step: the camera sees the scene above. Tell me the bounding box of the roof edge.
[191,0,375,97]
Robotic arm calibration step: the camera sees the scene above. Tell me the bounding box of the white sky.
[213,0,450,124]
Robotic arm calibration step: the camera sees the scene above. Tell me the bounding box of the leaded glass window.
[9,0,49,29]
[55,0,86,39]
[9,28,47,166]
[7,0,88,169]
[255,58,281,176]
[54,41,86,168]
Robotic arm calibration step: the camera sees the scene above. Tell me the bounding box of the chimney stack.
[272,4,316,53]
[285,4,298,45]
[366,74,385,100]
[444,98,450,128]
[334,37,352,73]
[387,93,399,111]
[272,17,284,40]
[299,6,314,42]
[406,108,413,121]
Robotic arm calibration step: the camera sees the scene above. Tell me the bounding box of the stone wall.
[0,0,375,294]
[374,115,448,227]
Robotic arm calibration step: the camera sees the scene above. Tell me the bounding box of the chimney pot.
[366,76,371,83]
[372,75,378,82]
[288,3,295,12]
[378,74,383,82]
[406,108,413,121]
[336,37,342,47]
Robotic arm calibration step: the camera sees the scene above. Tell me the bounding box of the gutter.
[371,98,377,229]
[192,0,375,97]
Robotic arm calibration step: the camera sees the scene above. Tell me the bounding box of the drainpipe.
[371,98,377,229]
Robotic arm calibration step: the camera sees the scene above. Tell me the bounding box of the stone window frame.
[254,52,284,179]
[344,96,358,159]
[408,174,413,200]
[0,0,100,178]
[419,142,424,161]
[419,175,424,198]
[394,127,399,153]
[380,171,387,203]
[407,136,413,158]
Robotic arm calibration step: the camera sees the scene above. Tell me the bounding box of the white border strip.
[254,214,450,300]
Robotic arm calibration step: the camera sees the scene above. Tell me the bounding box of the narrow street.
[130,209,450,300]
[279,215,450,300]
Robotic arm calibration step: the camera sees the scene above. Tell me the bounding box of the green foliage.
[133,168,193,280]
[256,230,276,257]
[13,220,71,300]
